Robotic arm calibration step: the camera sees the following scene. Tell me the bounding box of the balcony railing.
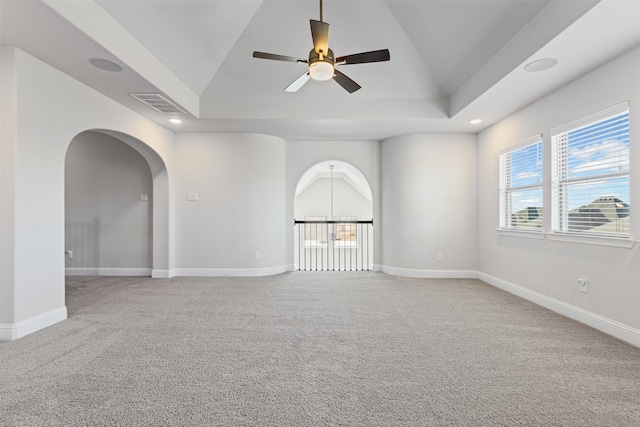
[294,220,373,271]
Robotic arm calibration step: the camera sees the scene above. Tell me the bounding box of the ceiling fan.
[252,0,390,93]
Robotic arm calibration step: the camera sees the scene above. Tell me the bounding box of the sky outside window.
[564,112,630,210]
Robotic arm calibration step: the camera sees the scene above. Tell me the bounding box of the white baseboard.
[478,272,640,348]
[0,306,67,341]
[152,269,176,279]
[381,265,480,279]
[66,267,152,277]
[175,265,289,277]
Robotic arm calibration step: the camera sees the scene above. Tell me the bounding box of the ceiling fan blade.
[253,51,306,63]
[285,72,311,93]
[336,49,390,65]
[310,20,329,55]
[333,69,361,93]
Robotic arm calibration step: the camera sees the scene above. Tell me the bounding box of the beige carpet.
[2,272,640,426]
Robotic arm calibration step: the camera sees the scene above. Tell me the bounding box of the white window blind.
[551,103,630,238]
[499,136,543,230]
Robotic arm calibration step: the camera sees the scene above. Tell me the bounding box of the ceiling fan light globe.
[309,61,334,81]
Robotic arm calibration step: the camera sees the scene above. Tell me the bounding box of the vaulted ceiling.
[1,0,639,140]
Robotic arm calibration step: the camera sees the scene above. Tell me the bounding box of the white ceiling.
[1,0,639,140]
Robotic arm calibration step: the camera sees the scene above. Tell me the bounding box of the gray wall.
[477,46,640,330]
[1,47,175,339]
[174,133,287,275]
[380,134,478,276]
[65,131,153,274]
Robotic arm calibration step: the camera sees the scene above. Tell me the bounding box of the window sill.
[497,229,545,239]
[496,229,636,248]
[547,233,635,248]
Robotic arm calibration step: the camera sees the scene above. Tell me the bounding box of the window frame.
[550,102,630,239]
[499,135,544,232]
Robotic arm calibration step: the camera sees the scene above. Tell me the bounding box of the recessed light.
[169,118,182,124]
[469,119,482,125]
[524,58,558,72]
[89,58,123,72]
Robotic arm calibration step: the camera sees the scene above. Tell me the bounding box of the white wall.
[295,178,373,220]
[65,131,153,274]
[174,133,287,275]
[477,46,640,339]
[0,47,176,340]
[380,134,478,277]
[287,140,381,268]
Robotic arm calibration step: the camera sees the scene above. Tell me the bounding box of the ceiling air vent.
[130,93,186,114]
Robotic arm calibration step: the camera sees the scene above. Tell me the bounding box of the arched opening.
[64,130,171,279]
[294,160,374,271]
[65,131,153,275]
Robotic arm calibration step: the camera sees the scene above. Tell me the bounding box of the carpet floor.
[1,272,640,426]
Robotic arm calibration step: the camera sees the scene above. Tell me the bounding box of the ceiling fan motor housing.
[309,48,335,64]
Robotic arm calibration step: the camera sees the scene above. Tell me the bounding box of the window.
[551,103,630,238]
[302,215,359,249]
[499,136,543,230]
[334,216,357,248]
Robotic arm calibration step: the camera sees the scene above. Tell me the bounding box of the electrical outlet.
[436,252,443,261]
[578,279,588,293]
[255,251,261,259]
[65,250,73,259]
[187,192,199,201]
[140,193,149,201]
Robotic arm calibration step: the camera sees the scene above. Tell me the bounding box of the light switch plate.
[579,279,588,293]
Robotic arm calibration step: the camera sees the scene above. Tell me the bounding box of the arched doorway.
[294,161,374,271]
[65,131,153,275]
[64,130,171,278]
